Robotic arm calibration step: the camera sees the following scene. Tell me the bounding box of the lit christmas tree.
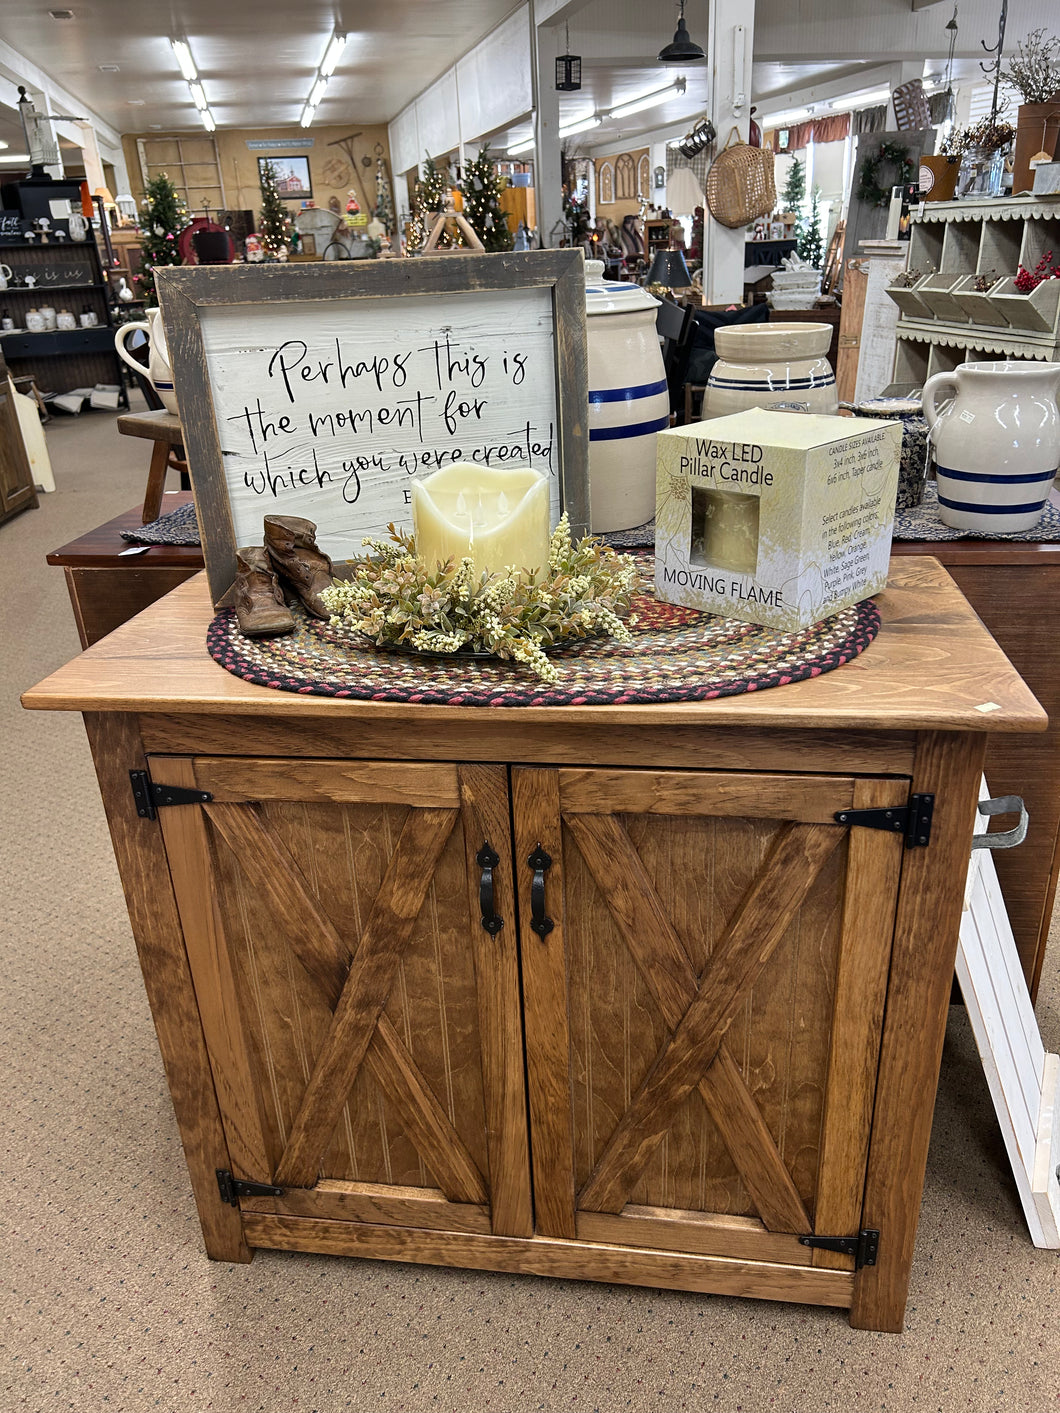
[409,152,454,251]
[258,159,292,259]
[798,185,824,267]
[137,173,188,306]
[460,144,513,252]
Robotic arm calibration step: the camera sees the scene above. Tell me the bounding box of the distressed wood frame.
[156,251,590,606]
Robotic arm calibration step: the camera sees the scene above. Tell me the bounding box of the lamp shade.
[646,249,692,288]
[659,3,706,64]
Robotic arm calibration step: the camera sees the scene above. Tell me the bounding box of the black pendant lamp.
[659,1,706,65]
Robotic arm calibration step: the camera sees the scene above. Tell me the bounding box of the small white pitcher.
[0,263,12,291]
[114,306,178,415]
[922,360,1060,532]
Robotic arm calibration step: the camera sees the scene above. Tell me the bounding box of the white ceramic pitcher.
[114,306,178,415]
[922,360,1060,532]
[0,262,12,291]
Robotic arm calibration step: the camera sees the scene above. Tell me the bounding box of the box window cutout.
[691,486,760,576]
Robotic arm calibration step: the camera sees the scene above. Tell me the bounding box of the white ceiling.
[0,0,1041,168]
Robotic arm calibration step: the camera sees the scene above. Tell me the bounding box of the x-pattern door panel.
[156,756,531,1239]
[514,767,907,1269]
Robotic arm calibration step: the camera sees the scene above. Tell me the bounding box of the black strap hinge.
[130,769,212,821]
[799,1228,879,1268]
[834,793,934,848]
[216,1169,284,1206]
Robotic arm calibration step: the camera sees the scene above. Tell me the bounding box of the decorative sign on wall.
[0,212,24,242]
[7,258,95,286]
[158,251,590,605]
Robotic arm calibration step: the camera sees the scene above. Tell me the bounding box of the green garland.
[856,142,915,209]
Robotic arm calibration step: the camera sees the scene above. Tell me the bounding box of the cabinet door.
[513,767,907,1274]
[154,756,531,1239]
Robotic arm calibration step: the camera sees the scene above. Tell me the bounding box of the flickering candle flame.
[411,462,551,578]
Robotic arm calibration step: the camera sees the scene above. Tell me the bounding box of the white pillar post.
[531,1,563,247]
[700,0,756,305]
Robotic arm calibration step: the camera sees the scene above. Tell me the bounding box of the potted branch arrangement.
[885,265,936,320]
[1002,28,1060,195]
[990,249,1060,332]
[942,116,1016,199]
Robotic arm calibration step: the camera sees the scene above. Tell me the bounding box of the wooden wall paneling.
[81,713,251,1261]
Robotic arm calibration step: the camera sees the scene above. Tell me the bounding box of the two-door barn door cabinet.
[21,558,1046,1333]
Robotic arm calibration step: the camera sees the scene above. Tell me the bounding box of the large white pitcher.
[114,306,178,415]
[922,360,1060,532]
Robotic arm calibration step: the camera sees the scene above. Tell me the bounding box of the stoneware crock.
[703,321,838,418]
[922,360,1060,532]
[584,258,669,532]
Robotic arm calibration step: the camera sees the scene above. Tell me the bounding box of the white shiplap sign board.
[198,285,560,564]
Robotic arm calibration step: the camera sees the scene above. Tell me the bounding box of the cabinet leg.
[82,711,252,1262]
[850,730,986,1331]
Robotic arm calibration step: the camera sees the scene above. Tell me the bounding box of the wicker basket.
[705,128,776,229]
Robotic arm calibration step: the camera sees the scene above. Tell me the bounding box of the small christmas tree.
[409,152,454,251]
[137,173,188,306]
[374,156,395,235]
[798,185,824,268]
[459,144,513,252]
[258,159,292,259]
[780,156,806,242]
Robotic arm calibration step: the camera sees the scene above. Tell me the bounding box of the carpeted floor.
[2,403,1058,1412]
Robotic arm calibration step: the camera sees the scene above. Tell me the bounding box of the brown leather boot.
[233,546,296,637]
[264,514,334,619]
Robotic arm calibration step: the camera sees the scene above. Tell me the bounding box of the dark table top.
[47,494,203,569]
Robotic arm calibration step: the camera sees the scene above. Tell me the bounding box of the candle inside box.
[655,409,903,632]
[411,462,551,578]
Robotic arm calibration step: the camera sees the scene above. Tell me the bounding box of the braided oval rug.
[206,554,880,708]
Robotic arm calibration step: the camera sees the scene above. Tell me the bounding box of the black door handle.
[526,843,554,938]
[476,843,503,936]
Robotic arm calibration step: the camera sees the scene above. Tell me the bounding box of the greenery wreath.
[856,142,915,209]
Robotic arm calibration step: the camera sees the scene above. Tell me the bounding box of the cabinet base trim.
[241,1213,855,1310]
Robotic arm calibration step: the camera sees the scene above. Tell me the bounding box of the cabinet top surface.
[21,558,1046,734]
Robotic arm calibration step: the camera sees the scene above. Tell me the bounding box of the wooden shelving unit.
[888,194,1060,383]
[0,235,126,401]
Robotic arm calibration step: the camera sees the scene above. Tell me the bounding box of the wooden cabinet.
[21,560,1046,1331]
[0,348,39,525]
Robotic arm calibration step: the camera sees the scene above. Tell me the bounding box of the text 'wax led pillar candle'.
[655,409,902,631]
[411,463,551,578]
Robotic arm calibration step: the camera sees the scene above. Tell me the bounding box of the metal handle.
[971,795,1029,851]
[526,843,554,939]
[476,843,503,936]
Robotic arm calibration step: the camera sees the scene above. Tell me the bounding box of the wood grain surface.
[21,559,1047,737]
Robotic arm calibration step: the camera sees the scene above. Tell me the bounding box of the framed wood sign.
[157,251,590,605]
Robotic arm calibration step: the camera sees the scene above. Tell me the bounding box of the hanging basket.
[705,128,776,229]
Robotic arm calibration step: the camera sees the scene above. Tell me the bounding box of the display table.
[891,536,1060,1000]
[21,560,1045,1332]
[46,495,202,649]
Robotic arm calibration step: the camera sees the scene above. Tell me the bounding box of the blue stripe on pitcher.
[936,464,1056,485]
[937,493,1051,515]
[707,373,835,390]
[589,378,669,403]
[589,415,671,442]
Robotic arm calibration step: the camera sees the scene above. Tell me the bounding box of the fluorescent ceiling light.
[319,32,347,77]
[0,152,31,163]
[507,136,535,155]
[309,77,328,108]
[171,39,197,82]
[189,82,207,111]
[559,114,601,137]
[609,78,686,121]
[763,108,812,127]
[300,105,315,129]
[200,109,216,132]
[0,140,8,150]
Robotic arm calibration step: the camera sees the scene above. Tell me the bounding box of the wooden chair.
[116,409,189,523]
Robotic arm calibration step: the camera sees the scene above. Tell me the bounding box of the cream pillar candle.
[411,463,551,578]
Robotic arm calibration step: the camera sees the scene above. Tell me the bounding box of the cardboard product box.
[655,409,902,632]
